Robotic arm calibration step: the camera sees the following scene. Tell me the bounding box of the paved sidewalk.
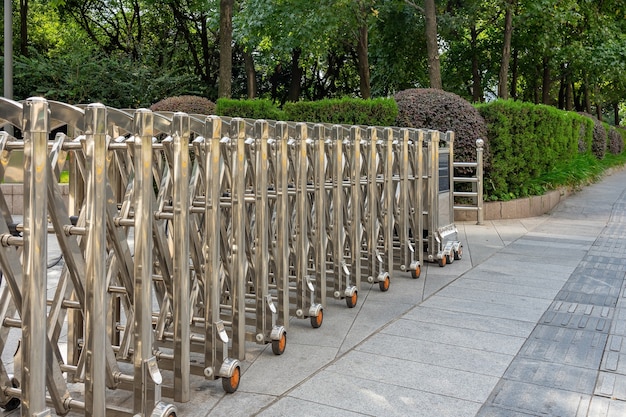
[4,168,626,417]
[176,168,626,417]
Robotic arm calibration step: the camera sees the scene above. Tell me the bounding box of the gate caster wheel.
[1,376,20,411]
[454,246,463,260]
[379,275,390,292]
[438,256,446,267]
[272,332,287,355]
[310,310,323,328]
[222,365,241,393]
[346,291,358,308]
[411,265,421,279]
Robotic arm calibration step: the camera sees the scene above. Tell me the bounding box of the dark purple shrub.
[150,95,216,115]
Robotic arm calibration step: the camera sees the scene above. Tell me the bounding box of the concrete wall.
[454,188,572,222]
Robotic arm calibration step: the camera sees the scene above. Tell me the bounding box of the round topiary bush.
[394,88,489,168]
[578,112,606,159]
[150,95,216,116]
[608,127,624,155]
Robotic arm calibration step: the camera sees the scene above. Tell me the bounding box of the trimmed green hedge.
[283,98,398,126]
[476,100,594,200]
[215,98,285,120]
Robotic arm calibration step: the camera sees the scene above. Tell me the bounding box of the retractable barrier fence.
[0,98,481,416]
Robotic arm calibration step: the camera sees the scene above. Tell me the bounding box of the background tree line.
[1,0,625,124]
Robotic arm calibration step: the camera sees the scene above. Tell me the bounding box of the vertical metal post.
[204,116,224,373]
[476,138,484,225]
[331,126,344,294]
[230,118,246,360]
[398,128,410,270]
[349,126,362,291]
[447,131,455,225]
[366,127,378,281]
[132,109,160,414]
[382,128,394,274]
[172,112,190,402]
[312,124,326,307]
[254,120,270,338]
[84,103,107,417]
[295,123,309,315]
[275,122,290,327]
[427,130,440,260]
[415,129,424,268]
[21,97,51,417]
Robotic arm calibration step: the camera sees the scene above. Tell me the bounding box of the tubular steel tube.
[274,122,290,327]
[132,108,159,414]
[230,118,247,360]
[476,138,484,225]
[22,97,52,416]
[84,103,108,417]
[172,112,191,402]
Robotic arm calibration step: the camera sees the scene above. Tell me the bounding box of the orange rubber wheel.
[454,247,463,260]
[222,366,241,393]
[438,256,446,267]
[346,291,358,308]
[311,310,323,328]
[411,265,421,279]
[272,332,287,355]
[379,275,390,292]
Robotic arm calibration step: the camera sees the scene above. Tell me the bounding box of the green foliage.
[476,100,594,200]
[150,96,216,115]
[283,98,398,125]
[215,98,285,120]
[394,89,489,168]
[12,51,204,108]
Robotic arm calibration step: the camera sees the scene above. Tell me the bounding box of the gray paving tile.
[540,301,613,333]
[382,318,526,355]
[485,380,591,416]
[521,325,608,368]
[256,397,364,417]
[236,344,338,396]
[503,358,598,393]
[402,305,535,338]
[450,277,563,299]
[420,294,550,323]
[327,350,499,402]
[588,396,626,417]
[595,372,626,401]
[289,370,482,417]
[356,333,514,377]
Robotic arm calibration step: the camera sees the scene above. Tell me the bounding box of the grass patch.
[59,171,69,184]
[528,152,626,193]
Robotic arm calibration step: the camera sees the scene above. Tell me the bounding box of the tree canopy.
[1,0,625,123]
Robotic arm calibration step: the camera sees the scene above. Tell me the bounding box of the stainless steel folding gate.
[0,97,470,415]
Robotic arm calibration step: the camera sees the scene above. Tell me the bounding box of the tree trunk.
[510,48,518,99]
[424,0,442,89]
[498,1,514,99]
[243,50,257,99]
[542,56,551,104]
[614,103,619,126]
[357,24,371,99]
[470,25,482,102]
[218,0,234,98]
[583,74,591,113]
[596,103,602,120]
[19,0,28,56]
[287,48,302,102]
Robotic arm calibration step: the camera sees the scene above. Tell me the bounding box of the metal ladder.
[452,138,485,225]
